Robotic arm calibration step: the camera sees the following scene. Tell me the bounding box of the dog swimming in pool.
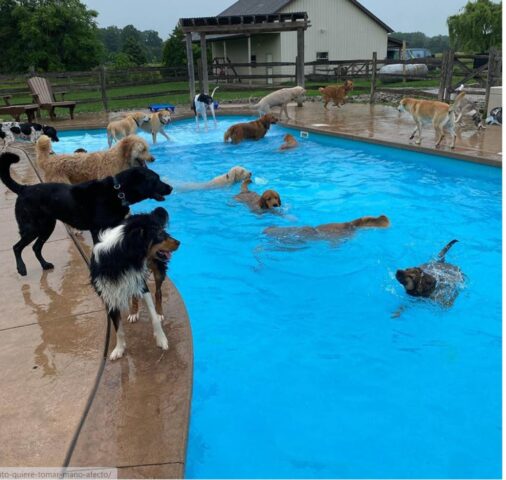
[395,239,464,308]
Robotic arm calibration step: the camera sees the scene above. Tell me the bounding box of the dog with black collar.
[106,112,150,147]
[0,151,172,275]
[192,86,219,131]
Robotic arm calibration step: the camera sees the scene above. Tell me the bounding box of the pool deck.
[0,101,500,477]
[0,144,193,478]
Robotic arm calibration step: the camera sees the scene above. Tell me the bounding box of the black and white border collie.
[191,86,219,131]
[0,122,59,144]
[90,207,180,360]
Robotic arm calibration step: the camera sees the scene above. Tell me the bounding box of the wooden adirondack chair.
[27,76,76,120]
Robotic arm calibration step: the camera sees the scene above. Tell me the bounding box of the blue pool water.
[56,117,501,478]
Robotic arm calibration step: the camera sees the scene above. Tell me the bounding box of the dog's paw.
[127,313,139,323]
[17,265,27,276]
[109,346,125,360]
[415,139,421,145]
[154,332,169,350]
[42,262,54,271]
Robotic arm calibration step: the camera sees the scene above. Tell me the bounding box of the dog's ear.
[151,207,169,226]
[259,193,268,209]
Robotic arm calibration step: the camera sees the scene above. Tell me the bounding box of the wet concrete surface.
[0,145,193,478]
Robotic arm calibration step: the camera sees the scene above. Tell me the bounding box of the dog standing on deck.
[192,86,219,131]
[250,86,305,120]
[90,207,180,360]
[398,97,456,149]
[0,121,59,145]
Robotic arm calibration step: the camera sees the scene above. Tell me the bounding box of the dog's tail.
[351,215,390,228]
[36,134,52,168]
[240,177,252,192]
[437,239,458,261]
[0,152,24,194]
[210,86,219,98]
[224,128,232,143]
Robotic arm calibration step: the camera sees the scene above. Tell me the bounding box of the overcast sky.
[82,0,469,39]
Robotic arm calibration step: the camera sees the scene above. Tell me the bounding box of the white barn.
[210,0,393,82]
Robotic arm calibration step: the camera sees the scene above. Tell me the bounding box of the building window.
[250,54,257,63]
[316,51,328,62]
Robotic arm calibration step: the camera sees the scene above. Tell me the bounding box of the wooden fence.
[0,50,501,114]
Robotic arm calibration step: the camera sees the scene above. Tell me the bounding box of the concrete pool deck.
[0,101,500,477]
[0,144,193,478]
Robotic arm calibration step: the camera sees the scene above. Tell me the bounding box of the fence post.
[484,48,497,117]
[402,40,407,84]
[443,48,454,103]
[438,51,448,101]
[99,65,109,113]
[369,51,377,103]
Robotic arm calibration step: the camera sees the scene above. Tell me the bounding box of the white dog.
[178,165,252,191]
[250,86,306,119]
[192,86,219,131]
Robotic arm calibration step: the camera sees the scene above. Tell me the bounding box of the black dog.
[0,152,172,276]
[395,240,464,306]
[90,207,180,360]
[0,122,59,143]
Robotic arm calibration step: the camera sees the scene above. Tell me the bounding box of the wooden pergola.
[179,13,310,99]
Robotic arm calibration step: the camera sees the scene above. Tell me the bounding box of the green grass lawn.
[1,75,457,117]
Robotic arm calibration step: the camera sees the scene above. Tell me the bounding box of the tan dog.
[234,178,281,213]
[250,86,305,119]
[134,109,172,143]
[319,80,353,109]
[398,97,456,149]
[36,134,155,184]
[106,112,149,147]
[280,133,298,151]
[264,215,390,240]
[179,165,252,191]
[224,114,278,144]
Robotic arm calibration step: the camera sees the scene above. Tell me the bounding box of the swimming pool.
[56,117,501,479]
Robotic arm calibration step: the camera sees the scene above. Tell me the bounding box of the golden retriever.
[264,215,390,240]
[398,97,456,149]
[36,134,155,184]
[224,114,278,144]
[280,133,298,151]
[179,166,252,191]
[106,112,149,147]
[133,109,172,143]
[234,178,281,213]
[319,80,353,109]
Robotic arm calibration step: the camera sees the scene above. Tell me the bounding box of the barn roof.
[218,0,393,33]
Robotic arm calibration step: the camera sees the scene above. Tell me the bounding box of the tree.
[100,26,122,54]
[447,0,502,52]
[122,37,147,66]
[0,0,103,73]
[142,30,163,62]
[163,25,187,66]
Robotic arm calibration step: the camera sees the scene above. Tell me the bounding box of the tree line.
[0,0,501,74]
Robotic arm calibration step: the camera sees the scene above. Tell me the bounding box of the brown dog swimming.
[264,215,390,240]
[395,240,464,306]
[279,133,298,151]
[234,178,281,213]
[224,114,278,144]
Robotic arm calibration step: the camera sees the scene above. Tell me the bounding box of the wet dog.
[234,178,281,213]
[395,240,464,306]
[37,134,154,183]
[90,207,180,360]
[224,114,278,144]
[106,112,149,147]
[0,121,59,144]
[0,151,172,275]
[398,97,456,149]
[264,215,390,240]
[192,86,219,131]
[279,133,298,151]
[319,80,354,109]
[135,109,172,143]
[178,165,251,191]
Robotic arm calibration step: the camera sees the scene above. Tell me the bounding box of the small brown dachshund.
[234,178,281,213]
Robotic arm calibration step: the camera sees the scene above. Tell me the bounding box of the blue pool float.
[149,104,176,113]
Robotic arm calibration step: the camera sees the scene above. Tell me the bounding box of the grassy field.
[1,76,451,117]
